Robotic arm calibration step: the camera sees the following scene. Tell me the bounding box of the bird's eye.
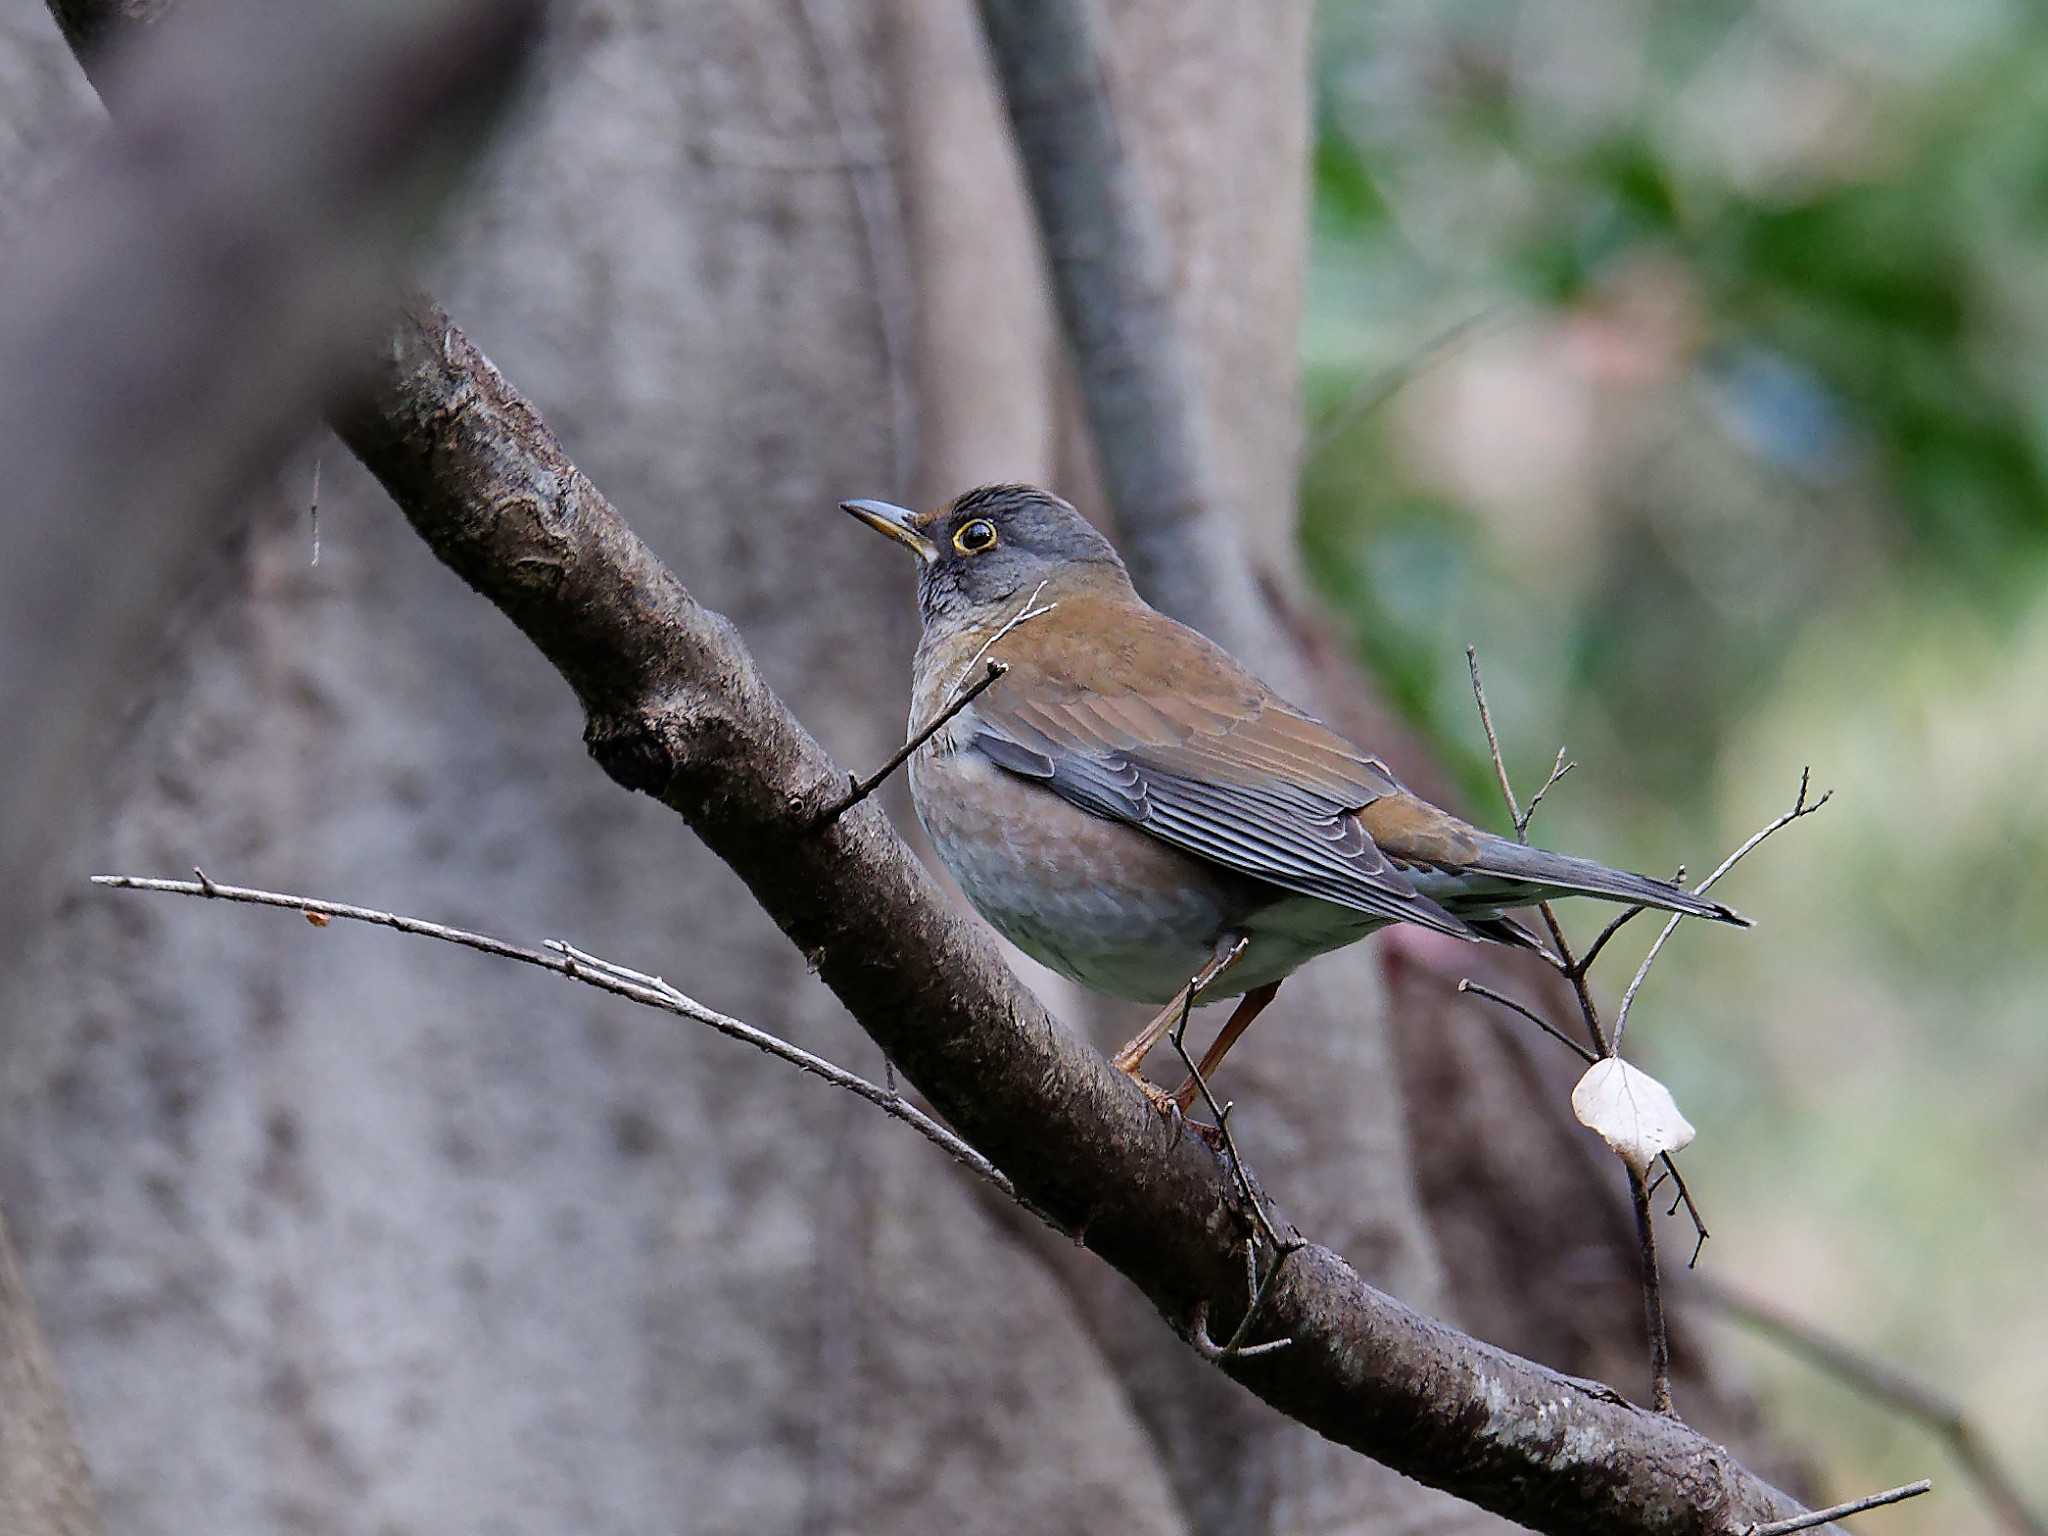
[954,519,998,555]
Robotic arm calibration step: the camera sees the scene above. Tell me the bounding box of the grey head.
[841,484,1129,629]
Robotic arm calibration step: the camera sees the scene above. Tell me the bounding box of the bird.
[843,483,1746,1113]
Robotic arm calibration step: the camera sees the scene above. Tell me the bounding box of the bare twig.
[1464,645,1692,1404]
[1518,747,1576,836]
[1697,1276,2043,1536]
[309,457,322,567]
[1612,770,1830,1051]
[966,580,1056,676]
[1744,1480,1931,1536]
[92,873,1028,1215]
[1465,646,1526,831]
[814,659,1008,825]
[1570,868,1679,980]
[1628,1167,1675,1415]
[1190,1296,1293,1363]
[1167,979,1302,1362]
[1457,979,1597,1065]
[1571,903,1647,978]
[1659,1153,1710,1270]
[1464,646,1614,1053]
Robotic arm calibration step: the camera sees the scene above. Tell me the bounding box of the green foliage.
[1305,3,2048,1526]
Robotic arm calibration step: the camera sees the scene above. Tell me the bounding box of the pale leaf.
[1570,1058,1696,1174]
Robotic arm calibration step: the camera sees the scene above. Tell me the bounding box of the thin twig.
[1455,971,1711,1273]
[1163,947,1303,1360]
[1518,747,1576,838]
[1744,1479,1932,1536]
[1628,1166,1675,1415]
[1457,979,1597,1065]
[1571,903,1646,979]
[1465,646,1524,830]
[92,873,1033,1217]
[966,579,1055,677]
[1570,867,1680,980]
[1465,648,1610,1052]
[1660,1153,1710,1269]
[1697,1276,2043,1536]
[308,456,321,567]
[1465,645,1695,1402]
[814,659,1007,825]
[1612,769,1830,1050]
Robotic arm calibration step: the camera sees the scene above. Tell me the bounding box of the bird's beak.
[841,499,939,563]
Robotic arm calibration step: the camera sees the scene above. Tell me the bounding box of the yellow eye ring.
[954,519,998,555]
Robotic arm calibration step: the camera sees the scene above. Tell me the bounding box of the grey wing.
[971,726,1479,940]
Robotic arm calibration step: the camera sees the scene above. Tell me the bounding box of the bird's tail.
[1462,836,1750,926]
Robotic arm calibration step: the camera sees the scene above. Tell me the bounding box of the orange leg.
[1109,933,1249,1097]
[1169,980,1282,1112]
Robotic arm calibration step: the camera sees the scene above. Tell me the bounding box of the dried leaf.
[1571,1058,1696,1174]
[304,910,330,927]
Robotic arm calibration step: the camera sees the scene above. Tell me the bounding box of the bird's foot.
[1129,1072,1223,1143]
[1132,1073,1183,1119]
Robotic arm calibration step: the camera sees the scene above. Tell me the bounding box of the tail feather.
[1464,836,1751,926]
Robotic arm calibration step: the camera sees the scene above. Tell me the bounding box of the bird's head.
[841,484,1130,628]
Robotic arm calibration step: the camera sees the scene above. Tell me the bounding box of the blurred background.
[4,0,2042,1531]
[1305,0,2048,1524]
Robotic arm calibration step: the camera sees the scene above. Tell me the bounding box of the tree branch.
[1745,1480,1930,1536]
[317,296,1834,1534]
[90,874,1026,1212]
[971,0,1258,646]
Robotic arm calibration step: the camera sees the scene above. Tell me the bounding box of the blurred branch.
[1305,303,1518,464]
[971,0,1258,647]
[795,0,918,491]
[1695,1275,2044,1536]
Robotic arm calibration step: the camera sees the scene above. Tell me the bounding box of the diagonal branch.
[316,296,1832,1535]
